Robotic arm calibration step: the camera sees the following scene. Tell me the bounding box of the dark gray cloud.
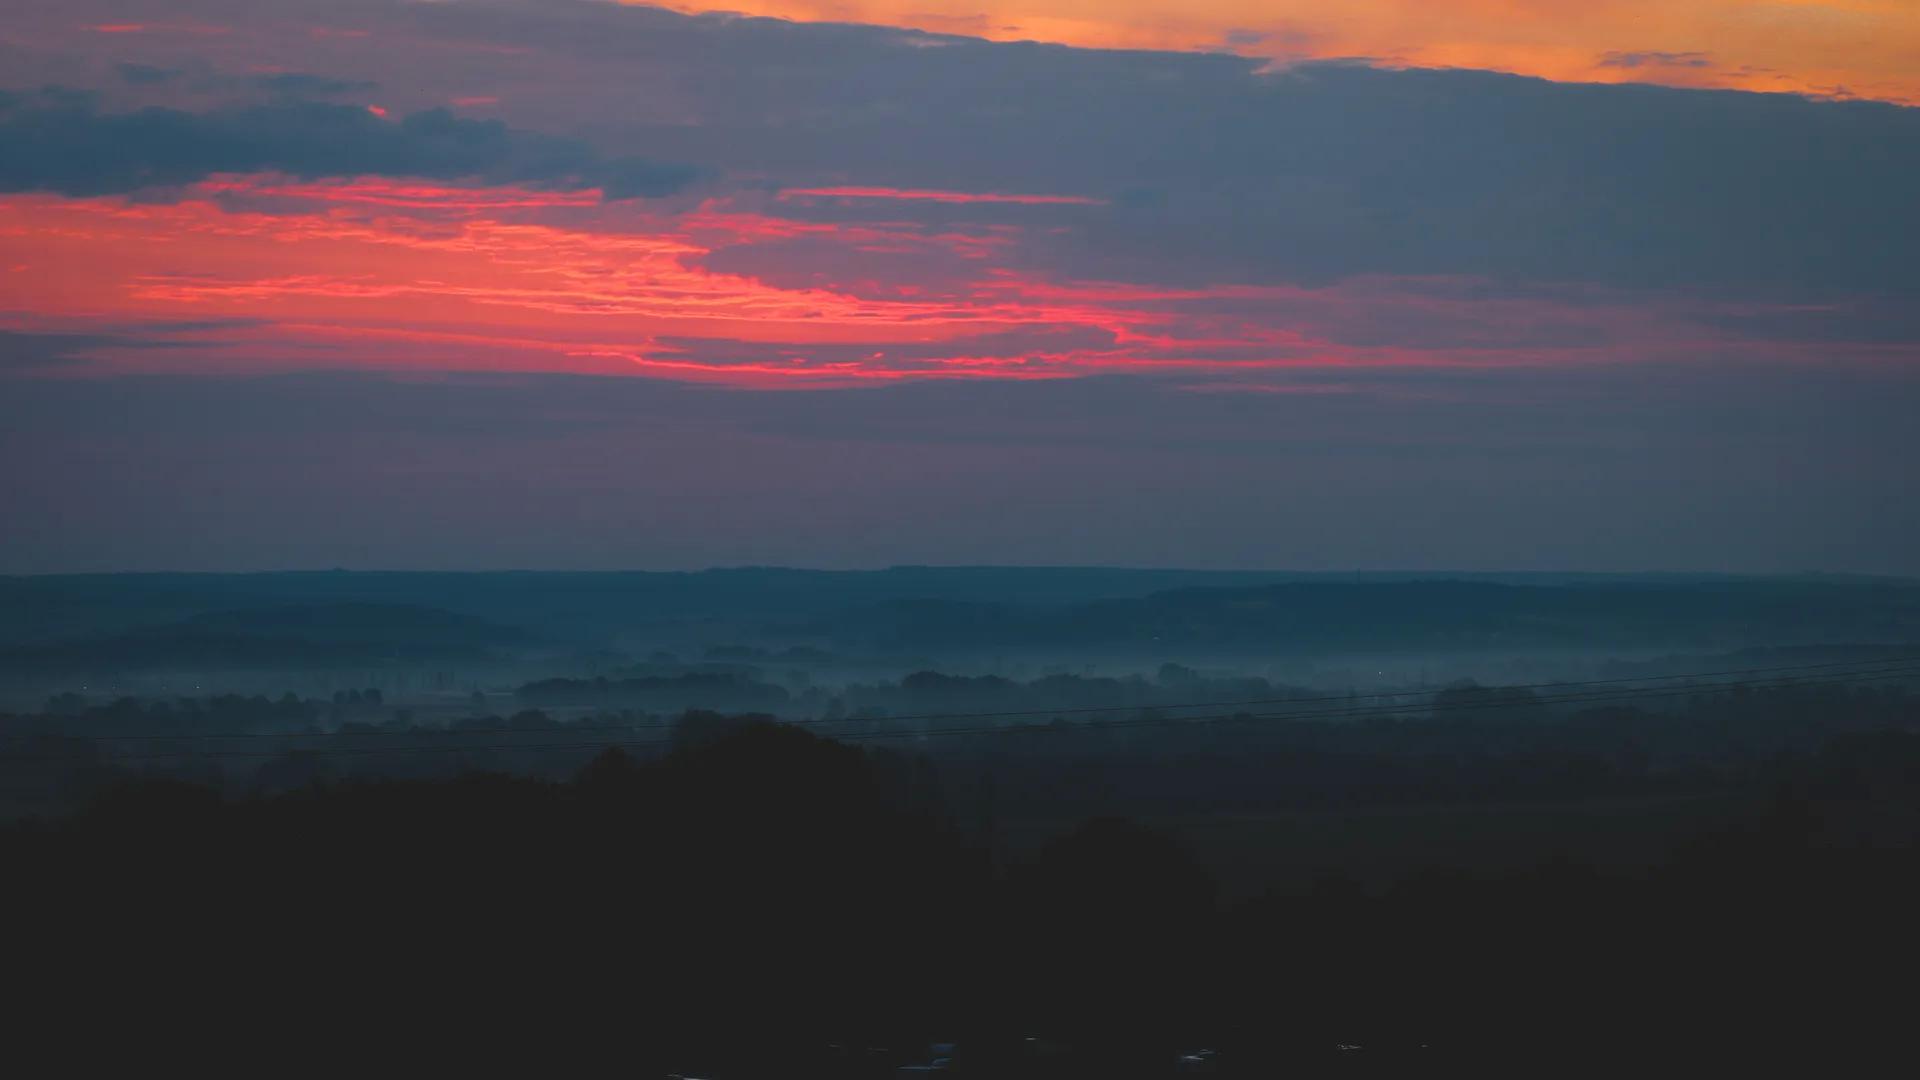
[250,72,378,98]
[370,3,1909,295]
[966,64,1920,294]
[114,62,180,86]
[13,2,1919,294]
[1598,51,1715,70]
[0,320,268,373]
[113,60,372,98]
[0,330,119,372]
[0,87,699,198]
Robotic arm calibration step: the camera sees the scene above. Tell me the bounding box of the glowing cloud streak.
[5,173,1909,388]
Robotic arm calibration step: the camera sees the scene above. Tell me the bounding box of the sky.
[1,0,1917,573]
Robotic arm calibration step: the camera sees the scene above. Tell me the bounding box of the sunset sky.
[2,1,1917,572]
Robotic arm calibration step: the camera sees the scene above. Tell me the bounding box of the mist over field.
[7,566,1920,1074]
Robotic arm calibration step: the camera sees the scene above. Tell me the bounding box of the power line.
[6,662,1915,764]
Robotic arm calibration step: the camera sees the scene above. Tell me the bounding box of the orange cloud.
[652,1,1920,104]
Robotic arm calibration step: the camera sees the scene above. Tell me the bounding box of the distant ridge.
[0,602,532,669]
[2,569,1917,656]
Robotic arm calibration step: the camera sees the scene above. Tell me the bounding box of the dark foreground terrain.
[9,706,1920,1076]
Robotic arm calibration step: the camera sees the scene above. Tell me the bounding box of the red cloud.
[4,176,1913,388]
